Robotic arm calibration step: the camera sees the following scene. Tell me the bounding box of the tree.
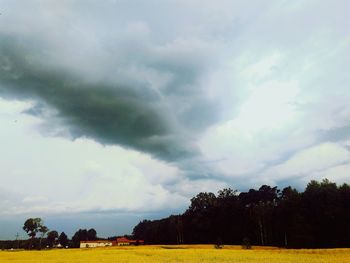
[23,218,46,249]
[47,231,59,248]
[239,185,279,246]
[87,228,97,240]
[72,229,88,248]
[58,232,68,248]
[303,178,340,247]
[217,188,237,199]
[187,192,217,213]
[38,224,49,249]
[277,186,301,247]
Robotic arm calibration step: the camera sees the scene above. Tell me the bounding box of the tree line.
[1,178,349,249]
[0,218,98,250]
[0,217,135,250]
[132,179,350,248]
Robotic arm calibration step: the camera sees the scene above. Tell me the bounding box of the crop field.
[1,245,350,263]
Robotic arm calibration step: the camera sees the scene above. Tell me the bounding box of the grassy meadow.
[1,245,350,263]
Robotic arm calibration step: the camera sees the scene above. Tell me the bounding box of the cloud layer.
[1,0,350,238]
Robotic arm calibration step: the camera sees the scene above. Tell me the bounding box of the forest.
[132,179,350,248]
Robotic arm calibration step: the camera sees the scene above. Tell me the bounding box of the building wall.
[80,242,113,248]
[117,242,130,246]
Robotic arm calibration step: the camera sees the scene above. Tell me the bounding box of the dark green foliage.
[47,231,58,247]
[132,179,350,248]
[58,232,69,247]
[133,216,183,245]
[71,228,98,248]
[22,218,48,250]
[87,229,97,241]
[23,218,43,239]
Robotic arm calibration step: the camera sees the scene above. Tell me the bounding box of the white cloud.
[263,143,350,181]
[22,196,49,204]
[308,163,350,185]
[241,52,284,81]
[198,79,306,178]
[234,80,300,132]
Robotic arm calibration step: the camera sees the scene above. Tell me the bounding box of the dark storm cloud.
[0,34,209,161]
[0,0,240,181]
[0,20,227,165]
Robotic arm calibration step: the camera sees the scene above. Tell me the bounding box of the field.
[1,245,350,263]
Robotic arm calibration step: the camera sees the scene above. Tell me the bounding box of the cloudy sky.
[1,0,350,239]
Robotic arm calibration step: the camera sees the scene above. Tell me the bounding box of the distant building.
[80,240,113,248]
[116,237,144,246]
[80,237,144,248]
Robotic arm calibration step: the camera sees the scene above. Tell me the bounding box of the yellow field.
[1,245,350,263]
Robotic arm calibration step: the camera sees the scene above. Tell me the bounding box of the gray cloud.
[0,31,219,163]
[1,1,350,231]
[2,2,350,244]
[0,1,247,173]
[320,125,350,143]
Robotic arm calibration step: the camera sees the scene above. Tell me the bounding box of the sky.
[0,0,350,239]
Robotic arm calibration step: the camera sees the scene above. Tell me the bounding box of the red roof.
[116,237,130,243]
[116,237,144,243]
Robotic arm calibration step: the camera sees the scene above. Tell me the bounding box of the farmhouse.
[116,237,144,246]
[80,238,145,248]
[80,240,113,248]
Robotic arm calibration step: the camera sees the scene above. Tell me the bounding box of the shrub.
[214,238,224,249]
[242,237,252,249]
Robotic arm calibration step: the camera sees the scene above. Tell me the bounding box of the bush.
[214,238,224,249]
[242,237,252,249]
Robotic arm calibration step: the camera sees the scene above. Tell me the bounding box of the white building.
[80,240,113,248]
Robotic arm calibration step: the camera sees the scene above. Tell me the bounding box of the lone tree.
[23,218,47,249]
